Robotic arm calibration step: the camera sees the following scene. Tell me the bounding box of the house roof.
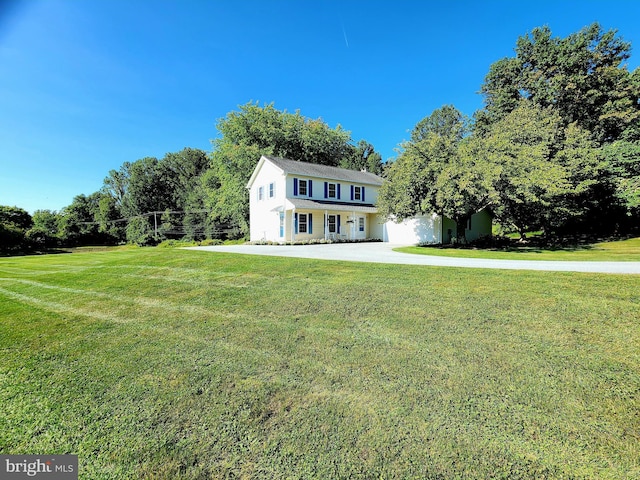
[280,198,378,213]
[247,155,384,188]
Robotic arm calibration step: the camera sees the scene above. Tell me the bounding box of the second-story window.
[294,178,312,197]
[351,185,365,201]
[258,186,264,201]
[269,182,275,198]
[328,183,336,198]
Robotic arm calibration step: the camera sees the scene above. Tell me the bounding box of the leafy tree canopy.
[479,23,640,143]
[601,139,640,213]
[27,210,61,247]
[0,205,33,231]
[410,104,470,142]
[0,206,32,252]
[481,101,603,236]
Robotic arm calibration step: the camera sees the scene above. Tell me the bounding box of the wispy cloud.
[341,21,349,48]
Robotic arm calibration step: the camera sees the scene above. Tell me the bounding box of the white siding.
[382,210,492,245]
[249,161,286,242]
[383,214,441,245]
[287,176,378,205]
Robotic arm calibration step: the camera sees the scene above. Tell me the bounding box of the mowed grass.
[396,236,640,261]
[0,249,639,479]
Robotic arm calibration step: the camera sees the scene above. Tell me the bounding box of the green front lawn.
[1,249,639,478]
[396,236,640,261]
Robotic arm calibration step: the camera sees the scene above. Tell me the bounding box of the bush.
[126,217,156,246]
[198,238,223,246]
[26,227,59,249]
[157,238,224,248]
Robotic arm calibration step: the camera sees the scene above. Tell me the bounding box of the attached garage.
[382,209,492,245]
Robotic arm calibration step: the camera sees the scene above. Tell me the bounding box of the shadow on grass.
[0,245,130,257]
[0,248,74,258]
[429,233,637,255]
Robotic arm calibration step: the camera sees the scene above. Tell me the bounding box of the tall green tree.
[481,102,603,237]
[601,138,640,214]
[377,106,490,241]
[340,140,384,175]
[123,157,171,218]
[58,194,101,245]
[102,148,210,242]
[0,205,33,231]
[157,147,210,211]
[103,162,130,216]
[479,23,640,143]
[27,210,61,247]
[95,194,126,242]
[411,104,470,142]
[0,206,33,252]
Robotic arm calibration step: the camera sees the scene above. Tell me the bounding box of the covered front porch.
[274,198,380,243]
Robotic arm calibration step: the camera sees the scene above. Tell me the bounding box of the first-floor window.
[295,213,312,234]
[359,217,365,232]
[299,213,308,233]
[279,212,284,237]
[327,215,336,233]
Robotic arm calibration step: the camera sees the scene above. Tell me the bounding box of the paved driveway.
[187,243,640,274]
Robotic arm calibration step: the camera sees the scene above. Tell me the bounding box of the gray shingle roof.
[263,155,384,186]
[286,198,378,213]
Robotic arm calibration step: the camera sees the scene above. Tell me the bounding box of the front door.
[355,216,366,239]
[325,214,340,239]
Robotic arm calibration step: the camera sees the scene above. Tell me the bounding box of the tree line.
[2,23,639,253]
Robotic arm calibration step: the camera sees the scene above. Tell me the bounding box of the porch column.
[324,210,328,240]
[352,211,356,240]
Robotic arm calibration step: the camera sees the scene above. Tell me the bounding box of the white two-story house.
[247,155,385,243]
[246,155,492,244]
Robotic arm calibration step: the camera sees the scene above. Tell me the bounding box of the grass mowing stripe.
[0,277,240,319]
[110,272,250,288]
[0,286,119,323]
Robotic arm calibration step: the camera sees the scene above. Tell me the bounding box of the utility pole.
[154,211,158,240]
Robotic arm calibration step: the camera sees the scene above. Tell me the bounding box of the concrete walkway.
[187,243,640,274]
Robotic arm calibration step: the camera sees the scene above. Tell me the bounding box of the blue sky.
[1,0,639,213]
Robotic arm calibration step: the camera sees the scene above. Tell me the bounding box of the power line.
[75,209,211,226]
